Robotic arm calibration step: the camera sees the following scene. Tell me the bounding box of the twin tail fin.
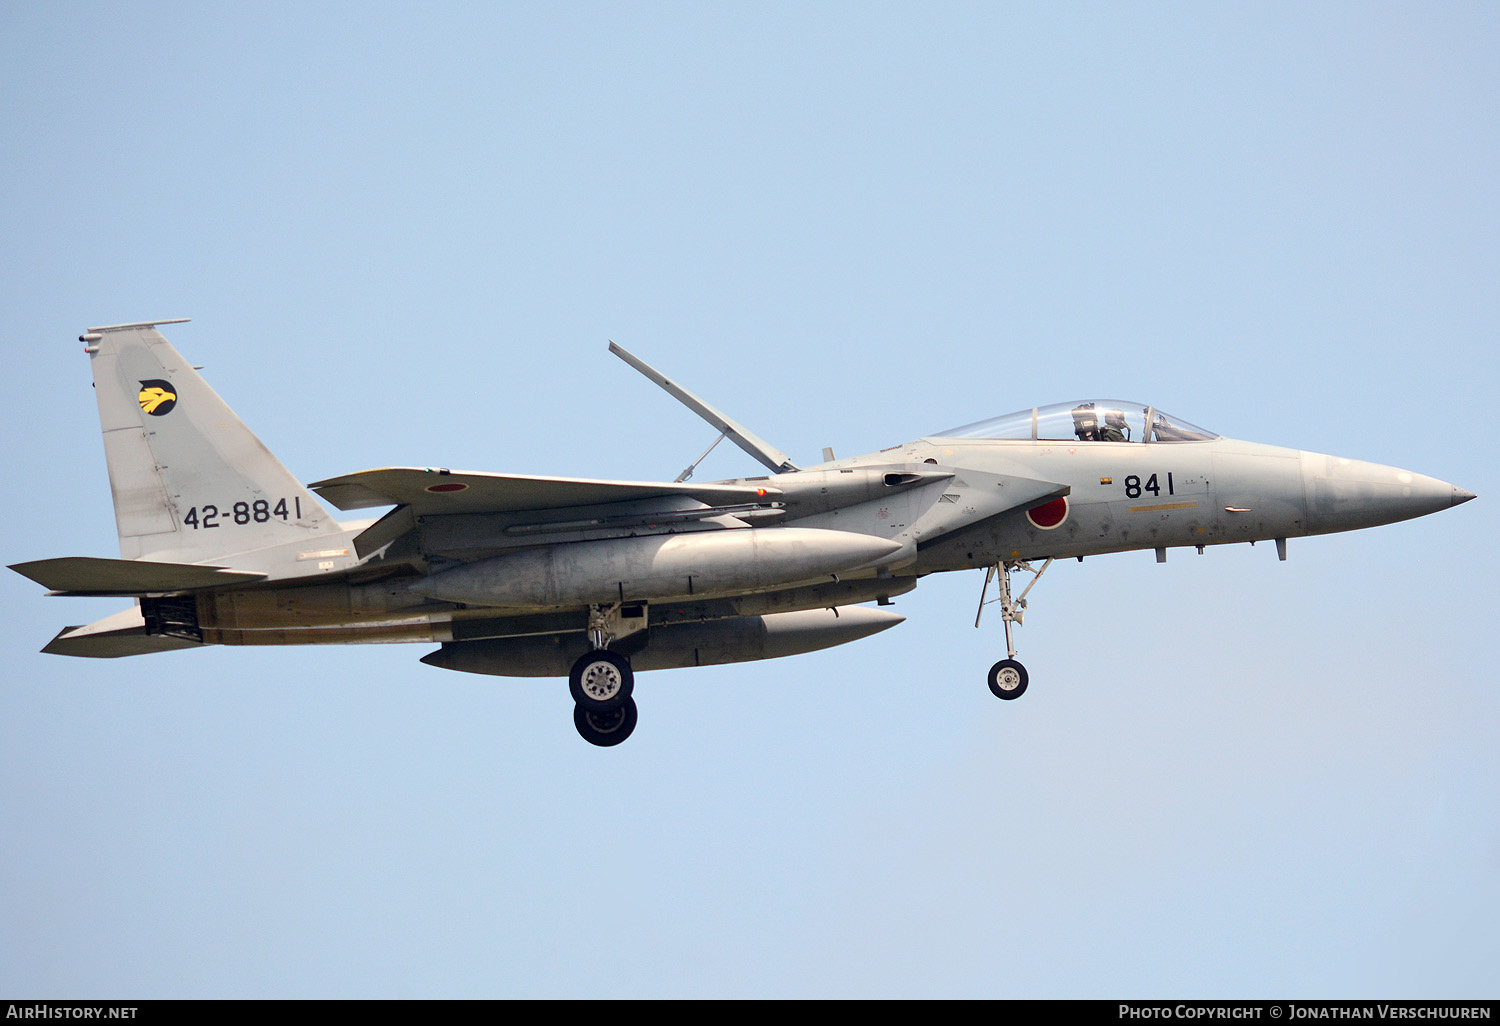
[80,320,342,563]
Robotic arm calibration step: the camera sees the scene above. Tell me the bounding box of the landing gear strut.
[569,603,645,746]
[975,557,1053,701]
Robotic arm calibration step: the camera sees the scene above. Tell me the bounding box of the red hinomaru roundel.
[1026,496,1068,530]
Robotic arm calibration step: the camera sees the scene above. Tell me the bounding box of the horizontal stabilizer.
[42,607,202,658]
[10,556,266,595]
[309,467,784,513]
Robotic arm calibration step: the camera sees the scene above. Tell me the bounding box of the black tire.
[569,649,634,711]
[987,659,1029,700]
[574,698,638,747]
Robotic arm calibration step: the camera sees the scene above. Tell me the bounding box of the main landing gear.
[569,604,644,746]
[569,648,637,746]
[975,557,1053,702]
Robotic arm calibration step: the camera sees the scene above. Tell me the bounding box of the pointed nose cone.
[1304,452,1474,533]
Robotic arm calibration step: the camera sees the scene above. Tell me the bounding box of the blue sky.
[2,2,1496,998]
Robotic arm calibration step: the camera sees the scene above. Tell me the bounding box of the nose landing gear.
[975,557,1052,701]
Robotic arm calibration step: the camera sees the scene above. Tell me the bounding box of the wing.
[308,467,782,514]
[310,468,788,561]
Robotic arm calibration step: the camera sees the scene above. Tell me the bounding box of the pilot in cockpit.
[1071,403,1131,442]
[1101,408,1130,441]
[1071,403,1100,441]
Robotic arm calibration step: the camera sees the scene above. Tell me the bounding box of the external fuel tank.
[409,527,903,609]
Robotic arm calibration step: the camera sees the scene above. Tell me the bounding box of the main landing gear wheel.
[569,649,634,711]
[574,698,638,747]
[987,659,1029,700]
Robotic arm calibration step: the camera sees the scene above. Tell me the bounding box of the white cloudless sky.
[2,2,1496,998]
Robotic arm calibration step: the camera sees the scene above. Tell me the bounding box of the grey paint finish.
[423,606,905,677]
[82,322,341,563]
[411,528,903,609]
[15,324,1474,695]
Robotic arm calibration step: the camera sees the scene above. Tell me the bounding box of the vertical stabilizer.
[81,320,342,562]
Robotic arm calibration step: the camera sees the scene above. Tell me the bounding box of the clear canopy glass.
[935,401,1218,443]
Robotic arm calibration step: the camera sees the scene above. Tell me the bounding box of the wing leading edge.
[309,467,783,514]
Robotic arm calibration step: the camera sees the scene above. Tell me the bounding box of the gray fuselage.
[740,434,1470,577]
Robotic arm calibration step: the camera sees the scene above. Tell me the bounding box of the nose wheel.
[975,558,1052,701]
[987,659,1028,700]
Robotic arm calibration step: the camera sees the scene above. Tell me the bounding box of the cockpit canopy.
[936,401,1218,443]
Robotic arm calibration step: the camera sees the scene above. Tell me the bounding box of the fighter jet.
[11,320,1475,746]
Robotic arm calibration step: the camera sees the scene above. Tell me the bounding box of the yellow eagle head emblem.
[138,380,177,416]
